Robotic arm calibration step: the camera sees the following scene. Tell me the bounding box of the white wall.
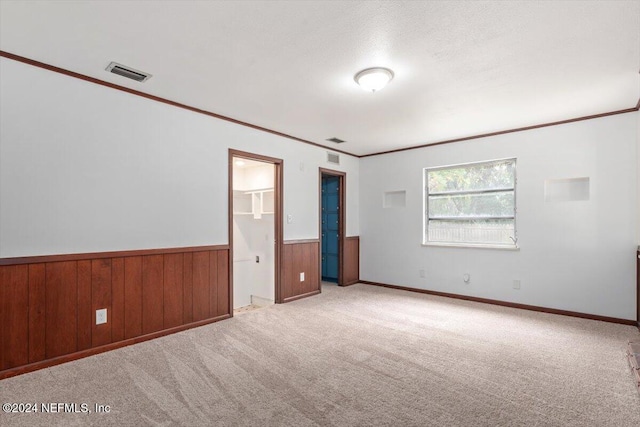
[360,113,638,320]
[0,58,359,257]
[233,164,274,192]
[233,215,274,308]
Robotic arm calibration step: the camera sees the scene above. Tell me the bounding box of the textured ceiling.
[1,0,638,156]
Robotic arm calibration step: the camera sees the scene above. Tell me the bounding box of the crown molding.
[2,50,638,159]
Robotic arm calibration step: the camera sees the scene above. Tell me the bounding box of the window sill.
[422,242,520,251]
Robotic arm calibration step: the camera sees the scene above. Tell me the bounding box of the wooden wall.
[281,240,320,302]
[344,236,360,286]
[0,246,230,378]
[0,237,358,377]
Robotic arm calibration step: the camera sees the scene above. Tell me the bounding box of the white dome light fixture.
[354,67,394,92]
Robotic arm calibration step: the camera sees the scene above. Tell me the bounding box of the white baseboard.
[251,295,275,307]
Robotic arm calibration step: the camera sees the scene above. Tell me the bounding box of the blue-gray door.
[322,175,340,282]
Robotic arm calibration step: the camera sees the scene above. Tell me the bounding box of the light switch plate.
[96,308,107,325]
[300,272,305,282]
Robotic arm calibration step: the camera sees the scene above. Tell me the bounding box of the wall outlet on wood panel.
[96,309,107,325]
[300,272,305,282]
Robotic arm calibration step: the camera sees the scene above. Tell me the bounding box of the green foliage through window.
[424,159,517,246]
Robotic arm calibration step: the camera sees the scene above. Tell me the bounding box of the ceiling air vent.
[326,137,346,144]
[105,62,152,82]
[327,152,340,165]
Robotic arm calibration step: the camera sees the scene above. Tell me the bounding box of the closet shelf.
[233,188,275,219]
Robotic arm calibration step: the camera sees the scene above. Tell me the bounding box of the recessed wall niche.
[544,177,590,202]
[383,190,406,208]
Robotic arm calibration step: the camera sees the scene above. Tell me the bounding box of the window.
[423,158,517,248]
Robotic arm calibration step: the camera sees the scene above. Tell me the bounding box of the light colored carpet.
[1,283,639,426]
[234,304,264,315]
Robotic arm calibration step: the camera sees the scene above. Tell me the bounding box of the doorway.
[319,169,345,285]
[229,150,283,311]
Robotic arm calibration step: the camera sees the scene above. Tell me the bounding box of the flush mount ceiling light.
[354,67,394,92]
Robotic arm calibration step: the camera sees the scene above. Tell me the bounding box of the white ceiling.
[233,157,270,170]
[1,1,638,156]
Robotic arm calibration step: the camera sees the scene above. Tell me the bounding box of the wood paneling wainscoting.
[280,236,359,300]
[282,240,320,302]
[0,245,230,379]
[343,237,360,286]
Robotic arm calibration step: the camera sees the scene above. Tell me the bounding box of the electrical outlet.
[463,273,471,283]
[513,280,521,290]
[300,272,305,282]
[419,269,425,278]
[96,308,107,325]
[287,214,293,224]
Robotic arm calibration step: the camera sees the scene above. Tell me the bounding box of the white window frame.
[422,158,518,250]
